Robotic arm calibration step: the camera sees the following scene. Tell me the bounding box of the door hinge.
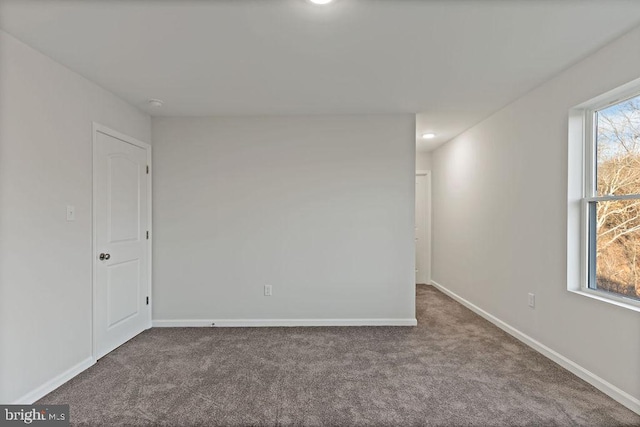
[146,165,149,174]
[146,230,149,239]
[146,296,149,305]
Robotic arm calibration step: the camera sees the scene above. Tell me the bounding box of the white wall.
[152,115,416,324]
[416,151,432,171]
[0,30,151,403]
[431,26,640,406]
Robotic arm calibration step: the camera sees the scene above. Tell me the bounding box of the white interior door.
[415,172,431,284]
[94,125,151,359]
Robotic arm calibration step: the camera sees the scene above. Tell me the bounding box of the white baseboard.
[12,357,95,404]
[430,280,640,415]
[153,318,417,327]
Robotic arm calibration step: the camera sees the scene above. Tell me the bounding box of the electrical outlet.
[528,293,535,308]
[264,285,272,296]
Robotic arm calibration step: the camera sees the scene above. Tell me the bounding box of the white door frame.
[416,170,431,284]
[92,122,152,359]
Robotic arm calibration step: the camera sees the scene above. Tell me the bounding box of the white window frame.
[567,77,640,312]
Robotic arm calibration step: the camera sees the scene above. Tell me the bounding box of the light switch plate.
[66,205,76,221]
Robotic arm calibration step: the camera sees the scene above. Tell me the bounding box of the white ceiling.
[2,0,640,152]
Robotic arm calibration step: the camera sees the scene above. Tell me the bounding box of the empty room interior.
[1,0,640,425]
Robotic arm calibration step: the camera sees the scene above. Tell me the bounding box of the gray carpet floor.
[39,285,640,426]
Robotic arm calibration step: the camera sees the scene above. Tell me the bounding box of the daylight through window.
[587,93,640,302]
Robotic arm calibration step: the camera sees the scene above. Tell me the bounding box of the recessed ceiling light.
[148,99,164,108]
[422,133,436,139]
[309,0,333,4]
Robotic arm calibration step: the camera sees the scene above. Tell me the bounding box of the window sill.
[568,289,640,313]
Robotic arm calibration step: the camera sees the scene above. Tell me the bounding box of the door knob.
[99,253,111,261]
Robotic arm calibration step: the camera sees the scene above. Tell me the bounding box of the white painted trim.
[415,170,432,284]
[92,123,153,362]
[430,280,640,415]
[569,289,640,313]
[12,357,95,404]
[568,80,640,312]
[93,123,150,151]
[426,172,432,285]
[146,146,153,329]
[153,318,418,327]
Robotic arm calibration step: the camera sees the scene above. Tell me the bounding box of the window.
[587,93,640,303]
[570,83,640,310]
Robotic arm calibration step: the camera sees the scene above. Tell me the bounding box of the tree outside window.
[591,94,640,301]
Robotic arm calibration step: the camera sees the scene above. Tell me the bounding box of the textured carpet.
[38,285,640,426]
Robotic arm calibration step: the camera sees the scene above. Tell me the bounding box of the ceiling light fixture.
[309,0,333,4]
[422,133,436,139]
[148,99,164,108]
